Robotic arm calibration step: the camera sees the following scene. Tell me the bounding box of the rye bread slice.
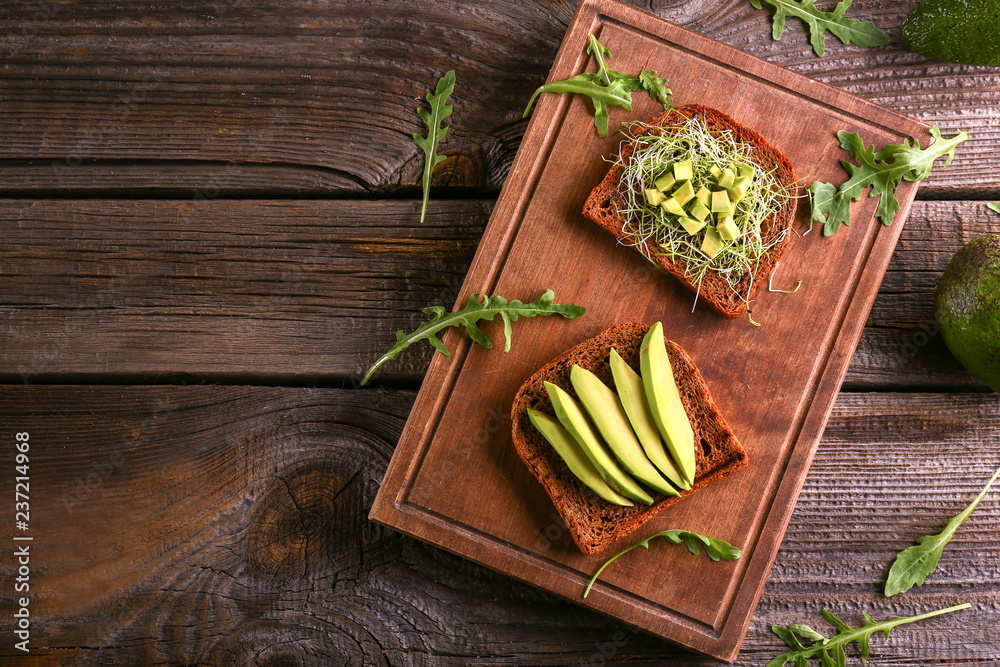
[510,322,747,555]
[583,104,797,318]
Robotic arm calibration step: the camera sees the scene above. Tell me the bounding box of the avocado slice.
[717,215,741,242]
[609,348,691,490]
[701,225,724,259]
[711,189,734,215]
[672,180,695,206]
[673,159,694,182]
[644,187,666,206]
[544,381,654,505]
[570,365,679,498]
[687,197,711,223]
[728,176,750,203]
[528,408,635,506]
[695,185,712,207]
[739,163,756,179]
[639,322,696,486]
[678,216,707,235]
[660,197,686,217]
[654,172,675,192]
[717,167,736,189]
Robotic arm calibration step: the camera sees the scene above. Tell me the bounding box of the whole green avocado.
[902,0,1000,67]
[935,235,1000,391]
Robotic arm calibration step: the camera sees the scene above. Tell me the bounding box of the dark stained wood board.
[370,0,933,661]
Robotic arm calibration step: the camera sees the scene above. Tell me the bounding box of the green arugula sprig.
[768,603,971,667]
[884,464,1000,597]
[750,0,888,57]
[413,70,456,225]
[523,35,672,137]
[583,529,741,598]
[809,126,969,235]
[360,290,585,386]
[987,202,1000,215]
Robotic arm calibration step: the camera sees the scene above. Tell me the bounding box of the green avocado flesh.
[902,0,1000,67]
[935,235,1000,391]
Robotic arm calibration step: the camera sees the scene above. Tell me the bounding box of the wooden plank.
[0,198,994,389]
[0,0,994,196]
[0,199,487,382]
[2,387,998,664]
[0,385,415,664]
[370,0,929,659]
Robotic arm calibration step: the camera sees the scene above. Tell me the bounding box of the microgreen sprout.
[614,112,792,310]
[768,263,802,294]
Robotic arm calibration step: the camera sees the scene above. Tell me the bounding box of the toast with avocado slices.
[583,104,797,318]
[510,322,747,555]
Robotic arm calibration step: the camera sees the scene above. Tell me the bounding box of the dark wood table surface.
[2,1,999,665]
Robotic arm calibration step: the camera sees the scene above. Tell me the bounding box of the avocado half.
[935,235,1000,391]
[902,0,1000,67]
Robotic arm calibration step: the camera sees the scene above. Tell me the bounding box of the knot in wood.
[430,150,483,187]
[247,464,361,581]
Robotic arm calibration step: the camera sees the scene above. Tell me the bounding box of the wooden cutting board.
[370,0,927,660]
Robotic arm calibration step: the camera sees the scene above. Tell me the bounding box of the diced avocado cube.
[695,185,711,206]
[644,187,666,206]
[673,159,693,182]
[701,226,724,259]
[678,216,707,235]
[717,167,736,189]
[739,164,756,179]
[717,215,741,242]
[727,176,750,203]
[709,165,723,180]
[672,180,695,206]
[710,189,734,215]
[687,197,711,222]
[654,172,675,192]
[660,197,686,217]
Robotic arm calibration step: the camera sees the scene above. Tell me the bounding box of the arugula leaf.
[809,125,969,233]
[523,73,632,137]
[768,603,971,667]
[836,126,967,226]
[413,70,456,225]
[583,529,741,598]
[884,464,1000,597]
[638,70,673,107]
[360,290,585,386]
[749,0,888,57]
[807,181,852,236]
[523,35,671,137]
[987,202,1000,215]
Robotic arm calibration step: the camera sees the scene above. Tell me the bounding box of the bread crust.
[510,322,747,555]
[583,104,797,318]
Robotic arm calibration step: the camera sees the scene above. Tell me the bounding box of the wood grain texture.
[1,198,994,390]
[2,387,998,665]
[0,0,995,196]
[1,0,998,662]
[0,199,487,383]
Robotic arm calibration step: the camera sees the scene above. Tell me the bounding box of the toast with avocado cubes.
[510,322,747,555]
[584,104,797,318]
